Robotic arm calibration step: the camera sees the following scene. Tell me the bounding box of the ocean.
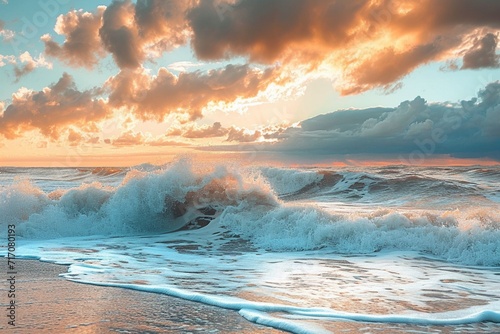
[1,160,500,333]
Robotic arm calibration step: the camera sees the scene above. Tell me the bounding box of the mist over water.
[1,161,500,333]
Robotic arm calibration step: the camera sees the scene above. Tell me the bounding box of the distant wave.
[268,167,498,207]
[77,167,127,177]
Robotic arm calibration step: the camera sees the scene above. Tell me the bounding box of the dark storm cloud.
[203,82,500,160]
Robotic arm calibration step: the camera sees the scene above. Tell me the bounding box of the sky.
[0,0,499,167]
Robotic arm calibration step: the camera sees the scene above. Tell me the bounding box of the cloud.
[0,73,110,139]
[13,52,53,80]
[168,121,265,143]
[37,141,48,148]
[339,41,456,95]
[99,0,142,69]
[99,0,191,69]
[0,19,14,41]
[65,128,102,146]
[187,0,500,94]
[106,64,278,121]
[187,0,367,62]
[226,127,261,142]
[67,128,83,146]
[39,0,500,95]
[42,7,106,68]
[0,54,16,67]
[262,124,293,140]
[204,81,500,160]
[41,0,190,69]
[111,130,144,146]
[133,0,191,53]
[181,122,229,138]
[360,97,427,137]
[109,131,190,147]
[462,33,500,69]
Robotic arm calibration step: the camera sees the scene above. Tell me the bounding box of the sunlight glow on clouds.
[14,51,53,81]
[0,0,499,165]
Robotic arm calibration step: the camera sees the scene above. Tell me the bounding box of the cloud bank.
[203,82,500,161]
[39,0,500,94]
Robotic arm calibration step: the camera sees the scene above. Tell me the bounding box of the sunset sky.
[0,0,499,166]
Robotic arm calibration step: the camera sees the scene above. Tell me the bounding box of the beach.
[3,258,500,333]
[2,259,284,333]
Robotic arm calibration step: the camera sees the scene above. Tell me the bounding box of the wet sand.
[3,260,499,334]
[1,259,285,333]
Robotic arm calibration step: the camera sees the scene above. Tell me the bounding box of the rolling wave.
[1,160,499,266]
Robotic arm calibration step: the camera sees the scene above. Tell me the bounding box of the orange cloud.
[0,73,110,139]
[13,51,52,81]
[111,130,145,146]
[167,121,265,143]
[67,128,83,146]
[43,0,191,69]
[188,0,500,93]
[99,0,143,69]
[181,122,228,138]
[226,127,262,142]
[106,64,278,121]
[5,0,496,150]
[339,41,451,95]
[41,0,500,94]
[42,7,106,68]
[188,0,367,62]
[134,0,191,54]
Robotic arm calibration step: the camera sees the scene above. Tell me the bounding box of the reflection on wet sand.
[8,260,284,334]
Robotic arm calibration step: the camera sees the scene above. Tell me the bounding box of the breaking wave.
[1,160,499,266]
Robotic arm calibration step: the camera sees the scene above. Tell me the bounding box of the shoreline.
[1,259,285,333]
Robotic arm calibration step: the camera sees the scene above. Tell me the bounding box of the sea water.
[1,160,499,333]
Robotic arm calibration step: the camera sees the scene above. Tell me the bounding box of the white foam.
[54,271,500,328]
[221,202,500,266]
[239,309,329,334]
[6,227,500,334]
